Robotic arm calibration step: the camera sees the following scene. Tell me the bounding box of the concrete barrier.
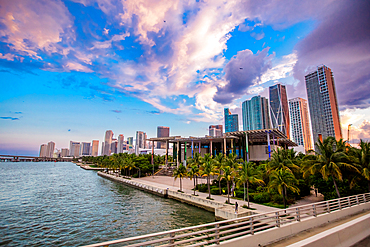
[286,213,370,247]
[217,203,370,247]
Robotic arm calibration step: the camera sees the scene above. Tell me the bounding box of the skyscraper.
[127,137,133,148]
[80,142,91,156]
[157,126,170,148]
[111,139,117,154]
[289,97,313,152]
[224,108,239,133]
[103,130,113,156]
[39,144,47,157]
[269,83,290,138]
[117,134,124,153]
[46,141,55,158]
[135,131,146,154]
[305,65,342,143]
[242,96,270,131]
[91,140,99,156]
[69,141,80,157]
[209,125,223,137]
[61,148,69,157]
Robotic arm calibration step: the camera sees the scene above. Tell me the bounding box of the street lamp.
[347,124,352,143]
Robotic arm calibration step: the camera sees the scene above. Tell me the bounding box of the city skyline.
[1,0,370,155]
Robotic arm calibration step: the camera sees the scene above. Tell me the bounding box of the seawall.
[97,172,254,220]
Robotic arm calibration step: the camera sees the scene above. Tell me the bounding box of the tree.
[301,137,359,198]
[187,165,200,195]
[173,164,187,192]
[200,154,216,199]
[268,168,300,208]
[220,165,236,203]
[213,153,225,194]
[350,140,370,191]
[237,161,264,208]
[268,148,299,174]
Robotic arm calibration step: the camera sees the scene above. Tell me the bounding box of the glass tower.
[242,96,270,131]
[305,65,342,144]
[289,97,313,152]
[269,84,290,138]
[224,108,239,133]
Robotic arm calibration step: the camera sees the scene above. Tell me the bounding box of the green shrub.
[272,194,284,204]
[211,187,220,195]
[253,192,270,203]
[132,173,139,178]
[235,189,244,199]
[196,184,208,193]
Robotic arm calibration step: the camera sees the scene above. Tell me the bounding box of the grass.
[89,165,98,168]
[262,202,286,209]
[242,205,257,210]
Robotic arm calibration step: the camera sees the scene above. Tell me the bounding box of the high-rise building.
[305,65,342,144]
[91,140,99,157]
[61,148,69,157]
[103,130,113,156]
[46,141,55,158]
[289,97,313,152]
[69,141,81,157]
[80,142,91,156]
[269,83,290,138]
[209,125,223,137]
[117,135,124,153]
[242,96,270,131]
[111,139,117,154]
[39,144,47,157]
[127,137,133,148]
[135,131,146,154]
[224,108,239,133]
[157,126,170,148]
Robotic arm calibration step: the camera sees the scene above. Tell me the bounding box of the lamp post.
[347,124,352,143]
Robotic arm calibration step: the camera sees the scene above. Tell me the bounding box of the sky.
[1,0,369,156]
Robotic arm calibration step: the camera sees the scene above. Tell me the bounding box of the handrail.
[82,192,370,247]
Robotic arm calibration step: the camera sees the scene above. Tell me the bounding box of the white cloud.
[260,52,297,84]
[63,62,93,72]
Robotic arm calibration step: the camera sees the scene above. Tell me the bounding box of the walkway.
[289,189,324,208]
[136,175,276,213]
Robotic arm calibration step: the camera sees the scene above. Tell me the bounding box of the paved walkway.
[289,189,324,208]
[136,175,277,213]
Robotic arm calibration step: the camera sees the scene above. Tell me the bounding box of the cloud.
[250,31,265,40]
[260,52,297,84]
[63,62,93,73]
[293,0,370,110]
[213,48,272,104]
[146,110,161,115]
[111,110,121,113]
[0,0,75,58]
[0,117,19,120]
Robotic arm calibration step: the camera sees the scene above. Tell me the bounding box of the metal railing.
[82,192,370,247]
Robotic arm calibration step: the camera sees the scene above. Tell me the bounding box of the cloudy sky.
[1,0,369,155]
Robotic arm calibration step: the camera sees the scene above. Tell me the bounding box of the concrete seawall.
[97,172,253,220]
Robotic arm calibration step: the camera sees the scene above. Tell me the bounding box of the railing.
[82,192,370,247]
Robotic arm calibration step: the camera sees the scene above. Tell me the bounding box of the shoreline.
[97,171,254,220]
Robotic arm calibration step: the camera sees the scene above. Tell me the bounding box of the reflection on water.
[0,162,214,246]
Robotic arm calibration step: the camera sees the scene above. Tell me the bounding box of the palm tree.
[301,137,359,198]
[213,153,225,194]
[187,152,202,186]
[268,168,300,208]
[188,165,200,195]
[200,154,216,199]
[350,140,370,191]
[220,165,236,203]
[268,148,299,174]
[173,164,188,192]
[237,161,264,208]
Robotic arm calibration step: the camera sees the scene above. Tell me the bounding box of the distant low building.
[39,144,47,157]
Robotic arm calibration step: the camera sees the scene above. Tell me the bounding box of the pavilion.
[147,128,297,167]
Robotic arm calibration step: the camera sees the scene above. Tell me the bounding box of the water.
[0,162,215,246]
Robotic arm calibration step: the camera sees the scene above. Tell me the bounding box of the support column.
[210,140,213,157]
[223,137,227,157]
[165,140,169,167]
[152,140,154,177]
[238,137,242,159]
[184,141,187,166]
[231,139,234,154]
[245,133,249,162]
[191,140,194,159]
[199,141,201,154]
[267,131,271,160]
[177,141,180,168]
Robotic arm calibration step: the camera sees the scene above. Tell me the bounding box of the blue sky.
[1,0,369,155]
